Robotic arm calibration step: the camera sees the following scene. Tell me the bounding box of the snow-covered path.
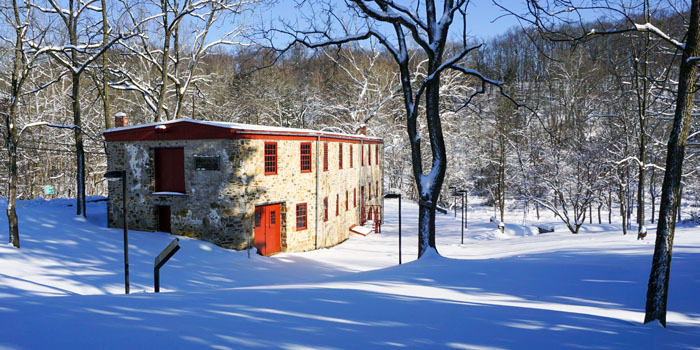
[0,197,699,349]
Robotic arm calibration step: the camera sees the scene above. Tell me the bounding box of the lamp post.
[105,170,129,294]
[384,193,401,264]
[456,190,469,244]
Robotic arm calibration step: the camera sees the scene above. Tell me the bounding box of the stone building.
[102,118,384,254]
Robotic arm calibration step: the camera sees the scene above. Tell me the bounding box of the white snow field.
[0,197,699,349]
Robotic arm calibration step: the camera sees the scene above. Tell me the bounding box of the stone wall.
[105,134,383,253]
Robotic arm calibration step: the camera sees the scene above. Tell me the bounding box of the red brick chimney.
[114,112,129,128]
[358,124,367,136]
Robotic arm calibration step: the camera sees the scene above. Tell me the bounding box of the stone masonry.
[104,120,383,253]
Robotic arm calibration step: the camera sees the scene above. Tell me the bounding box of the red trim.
[368,145,372,165]
[323,143,329,172]
[300,143,312,173]
[296,203,308,230]
[336,194,339,216]
[264,142,277,175]
[104,120,383,144]
[345,190,348,211]
[353,188,357,208]
[376,144,379,164]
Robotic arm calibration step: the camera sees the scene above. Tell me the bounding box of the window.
[376,181,379,198]
[296,203,307,230]
[264,142,277,175]
[350,145,353,168]
[345,191,348,211]
[375,144,379,164]
[336,194,339,216]
[368,183,371,200]
[323,143,329,172]
[155,148,185,193]
[323,198,328,222]
[353,188,357,208]
[361,144,364,166]
[300,143,312,173]
[339,143,343,169]
[368,145,372,165]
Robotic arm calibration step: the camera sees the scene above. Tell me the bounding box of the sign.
[155,238,180,269]
[43,185,55,195]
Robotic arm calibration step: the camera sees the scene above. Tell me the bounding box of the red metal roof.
[102,119,383,144]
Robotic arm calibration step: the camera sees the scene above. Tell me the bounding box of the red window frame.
[350,145,353,168]
[323,197,328,222]
[361,144,364,166]
[375,144,379,164]
[296,203,308,230]
[345,191,349,211]
[369,144,372,166]
[336,194,339,216]
[353,188,357,208]
[323,143,329,172]
[300,143,312,173]
[338,143,343,169]
[264,142,277,175]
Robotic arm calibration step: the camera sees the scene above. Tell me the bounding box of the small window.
[323,143,329,172]
[155,147,185,193]
[296,203,308,230]
[336,194,339,216]
[361,144,364,166]
[300,143,312,173]
[353,188,357,208]
[375,144,379,164]
[369,183,371,200]
[345,191,348,211]
[255,211,261,228]
[376,181,379,198]
[350,145,353,168]
[368,145,372,166]
[194,155,220,171]
[264,142,277,175]
[323,198,328,222]
[270,211,276,225]
[339,143,343,169]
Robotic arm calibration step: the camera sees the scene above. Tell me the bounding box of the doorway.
[254,204,281,255]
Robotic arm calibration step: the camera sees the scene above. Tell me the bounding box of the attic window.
[194,155,220,171]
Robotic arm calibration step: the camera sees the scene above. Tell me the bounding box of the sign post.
[104,170,129,294]
[154,238,180,293]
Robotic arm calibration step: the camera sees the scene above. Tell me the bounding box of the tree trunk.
[608,186,612,224]
[101,0,112,129]
[72,72,86,217]
[6,0,23,248]
[619,182,627,235]
[645,0,700,326]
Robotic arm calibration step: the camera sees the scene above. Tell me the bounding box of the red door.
[254,204,281,255]
[157,205,171,233]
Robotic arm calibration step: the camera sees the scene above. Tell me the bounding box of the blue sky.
[255,1,526,43]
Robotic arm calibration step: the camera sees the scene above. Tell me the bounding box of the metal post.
[122,171,130,294]
[461,192,464,244]
[465,192,468,229]
[398,195,402,265]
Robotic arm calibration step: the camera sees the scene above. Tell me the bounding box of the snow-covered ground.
[0,197,699,349]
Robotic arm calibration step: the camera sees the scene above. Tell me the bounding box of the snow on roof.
[102,118,383,141]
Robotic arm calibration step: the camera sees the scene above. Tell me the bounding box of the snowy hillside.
[0,197,699,349]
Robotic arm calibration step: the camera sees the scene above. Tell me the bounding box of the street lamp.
[104,170,129,294]
[384,193,401,264]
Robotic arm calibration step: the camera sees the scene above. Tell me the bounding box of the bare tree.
[514,0,700,328]
[31,0,123,216]
[279,0,514,258]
